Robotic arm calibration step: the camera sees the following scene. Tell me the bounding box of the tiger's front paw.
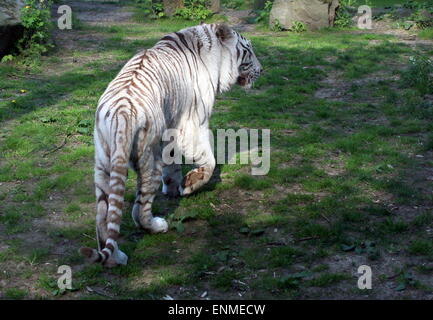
[181,168,206,196]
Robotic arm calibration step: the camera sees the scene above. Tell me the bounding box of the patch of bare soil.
[349,20,433,47]
[66,0,134,26]
[311,149,433,299]
[222,9,256,33]
[0,178,91,296]
[314,68,401,104]
[304,251,433,300]
[49,1,137,70]
[310,35,433,298]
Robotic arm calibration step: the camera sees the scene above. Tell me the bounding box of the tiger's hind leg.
[94,163,110,250]
[131,151,168,233]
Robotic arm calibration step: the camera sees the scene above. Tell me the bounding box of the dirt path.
[56,0,134,25]
[349,20,433,47]
[222,8,256,32]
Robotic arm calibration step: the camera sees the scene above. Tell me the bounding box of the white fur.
[112,248,128,265]
[149,217,168,234]
[92,24,261,267]
[107,222,120,232]
[162,183,168,194]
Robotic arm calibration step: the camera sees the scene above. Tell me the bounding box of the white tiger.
[80,23,262,267]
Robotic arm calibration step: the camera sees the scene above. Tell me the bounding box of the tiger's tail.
[80,108,131,266]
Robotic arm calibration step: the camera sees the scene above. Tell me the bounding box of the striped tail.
[79,240,127,267]
[80,108,131,267]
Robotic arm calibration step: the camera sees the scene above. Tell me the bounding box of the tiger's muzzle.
[237,67,262,88]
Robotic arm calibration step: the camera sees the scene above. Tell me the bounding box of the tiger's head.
[213,24,262,90]
[233,31,262,89]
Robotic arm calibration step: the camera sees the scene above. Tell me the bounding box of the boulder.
[254,0,270,10]
[417,9,433,28]
[0,0,24,27]
[209,0,220,13]
[162,0,184,17]
[0,0,24,57]
[269,0,339,30]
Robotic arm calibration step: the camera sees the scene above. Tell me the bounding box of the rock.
[162,0,184,17]
[0,25,23,56]
[417,9,433,28]
[392,7,412,19]
[253,0,268,10]
[420,9,433,21]
[0,0,25,57]
[269,0,340,30]
[209,0,220,13]
[0,0,24,27]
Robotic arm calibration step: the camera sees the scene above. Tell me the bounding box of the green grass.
[1,1,433,300]
[3,288,27,300]
[307,273,351,288]
[408,240,433,256]
[234,174,272,190]
[418,28,433,40]
[369,0,425,6]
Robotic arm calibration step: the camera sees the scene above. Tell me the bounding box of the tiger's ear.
[216,24,234,42]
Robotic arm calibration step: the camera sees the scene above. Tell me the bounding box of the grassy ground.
[419,28,433,39]
[0,1,433,299]
[370,0,425,6]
